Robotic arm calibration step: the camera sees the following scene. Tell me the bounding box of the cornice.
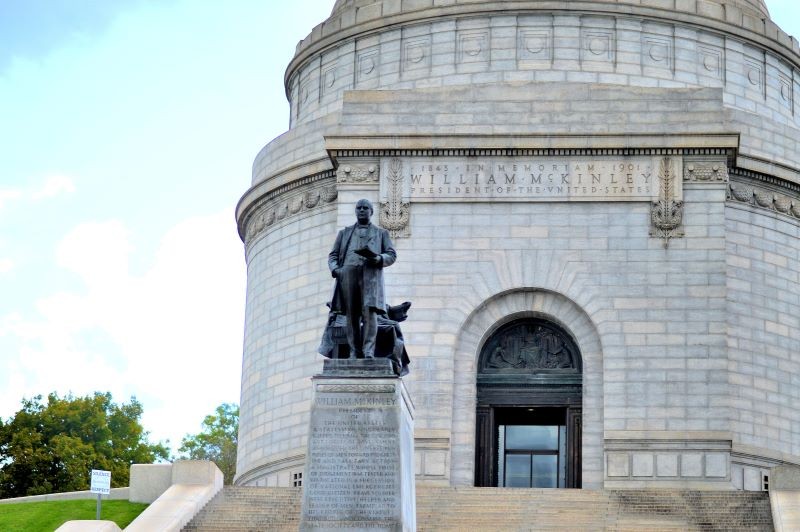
[728,169,800,220]
[237,171,336,244]
[325,133,741,158]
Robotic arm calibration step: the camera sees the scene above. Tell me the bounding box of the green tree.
[0,392,168,498]
[178,403,238,484]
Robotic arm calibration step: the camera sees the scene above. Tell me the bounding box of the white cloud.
[0,210,245,450]
[0,258,13,273]
[0,310,128,421]
[126,213,246,446]
[31,174,76,200]
[0,188,23,209]
[56,220,132,289]
[0,175,74,210]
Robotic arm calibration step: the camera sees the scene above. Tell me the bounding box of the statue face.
[355,200,373,224]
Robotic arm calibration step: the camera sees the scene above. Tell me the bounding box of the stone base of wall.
[605,432,733,489]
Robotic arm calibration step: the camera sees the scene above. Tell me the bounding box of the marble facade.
[235,0,800,493]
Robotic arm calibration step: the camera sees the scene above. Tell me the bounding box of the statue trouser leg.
[345,311,363,358]
[361,308,378,358]
[339,266,364,358]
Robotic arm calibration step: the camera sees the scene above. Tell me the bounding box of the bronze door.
[475,406,581,488]
[474,318,582,488]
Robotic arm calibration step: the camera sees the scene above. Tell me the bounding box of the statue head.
[355,199,373,224]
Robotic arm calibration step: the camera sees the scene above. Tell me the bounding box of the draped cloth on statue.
[318,302,411,376]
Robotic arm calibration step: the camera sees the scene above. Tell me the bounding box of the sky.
[0,0,334,453]
[0,1,798,455]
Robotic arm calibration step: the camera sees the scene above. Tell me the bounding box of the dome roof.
[331,0,769,18]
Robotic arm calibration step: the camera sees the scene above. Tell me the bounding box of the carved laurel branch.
[316,384,395,393]
[245,184,338,244]
[650,157,684,248]
[379,158,411,239]
[684,161,729,182]
[728,182,800,218]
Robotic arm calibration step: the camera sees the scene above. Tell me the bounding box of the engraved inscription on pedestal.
[305,390,399,522]
[301,360,415,531]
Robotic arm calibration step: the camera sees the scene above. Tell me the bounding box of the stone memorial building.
[235,0,800,494]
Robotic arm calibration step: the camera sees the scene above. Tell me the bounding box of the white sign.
[90,469,111,495]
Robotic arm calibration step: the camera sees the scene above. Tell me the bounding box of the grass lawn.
[0,499,148,531]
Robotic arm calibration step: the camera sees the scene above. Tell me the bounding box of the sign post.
[90,469,111,520]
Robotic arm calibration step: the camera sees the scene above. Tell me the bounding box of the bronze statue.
[327,199,397,359]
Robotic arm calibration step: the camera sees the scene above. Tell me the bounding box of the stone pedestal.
[300,359,415,532]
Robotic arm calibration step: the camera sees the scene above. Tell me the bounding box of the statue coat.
[328,223,396,314]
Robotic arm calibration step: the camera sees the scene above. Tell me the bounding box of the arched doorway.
[474,318,582,488]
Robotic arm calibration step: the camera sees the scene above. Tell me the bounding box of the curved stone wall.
[298,0,786,78]
[725,174,800,489]
[284,5,800,137]
[236,179,337,486]
[235,0,800,490]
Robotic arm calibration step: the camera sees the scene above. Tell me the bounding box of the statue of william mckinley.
[327,199,397,359]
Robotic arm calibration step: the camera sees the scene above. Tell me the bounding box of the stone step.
[182,486,773,531]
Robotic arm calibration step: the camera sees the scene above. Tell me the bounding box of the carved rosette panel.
[479,319,581,374]
[336,163,379,184]
[650,157,684,248]
[728,181,800,219]
[684,161,729,182]
[379,158,411,239]
[245,182,338,246]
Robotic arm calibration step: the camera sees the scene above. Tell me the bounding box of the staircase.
[416,487,773,531]
[182,486,773,531]
[182,486,301,531]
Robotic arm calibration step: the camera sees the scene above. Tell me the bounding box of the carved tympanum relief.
[479,320,581,374]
